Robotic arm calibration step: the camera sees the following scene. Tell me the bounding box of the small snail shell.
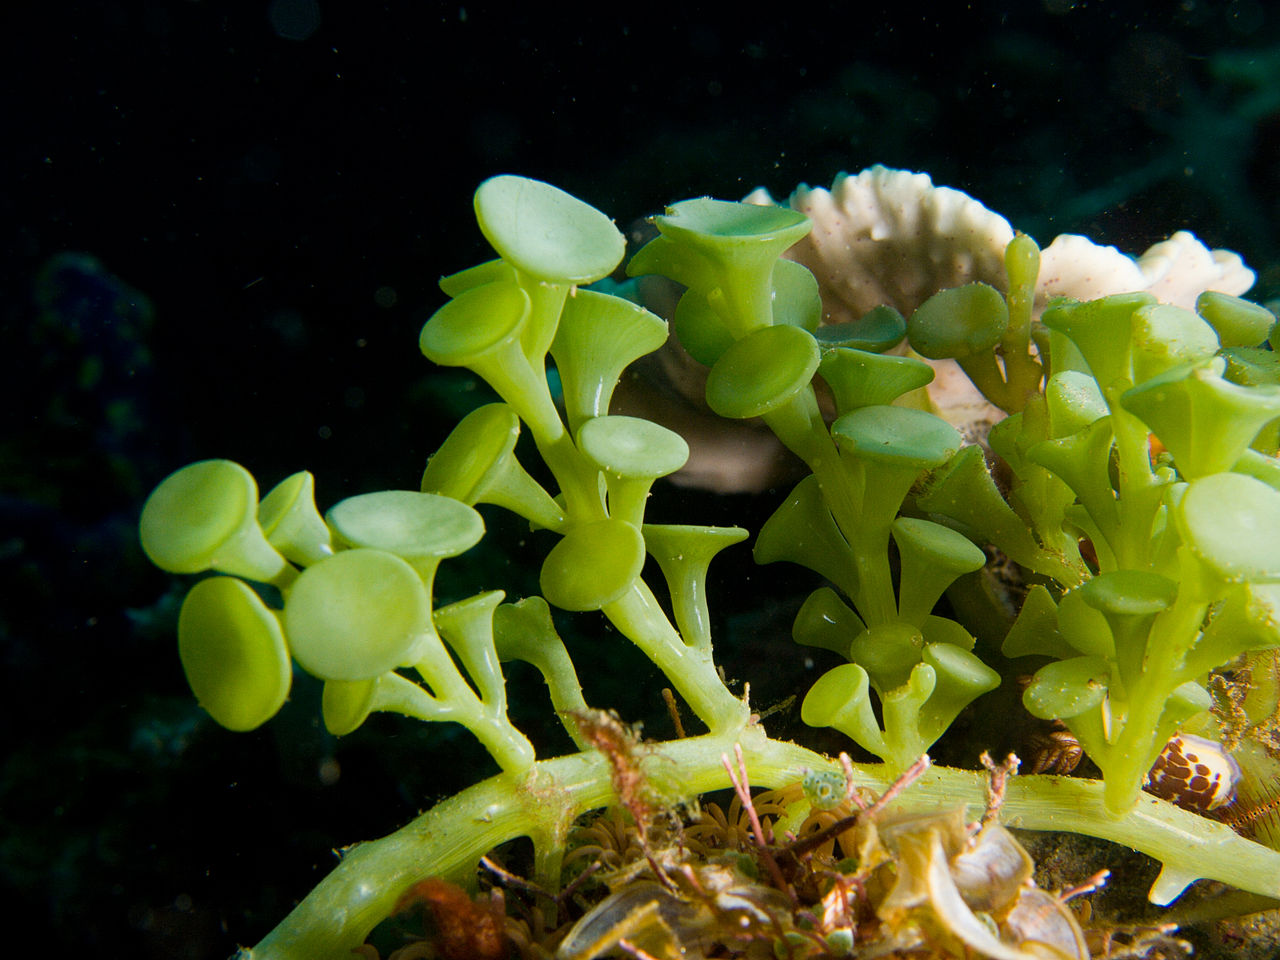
[1146,734,1241,813]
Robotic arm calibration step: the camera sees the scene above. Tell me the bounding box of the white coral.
[747,166,1015,324]
[646,167,1257,492]
[745,166,1256,450]
[750,165,1254,318]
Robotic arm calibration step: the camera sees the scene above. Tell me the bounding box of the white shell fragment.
[873,807,1091,960]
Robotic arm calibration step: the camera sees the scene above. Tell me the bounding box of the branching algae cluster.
[139,175,1280,959]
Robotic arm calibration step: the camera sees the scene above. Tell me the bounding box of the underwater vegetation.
[138,172,1280,958]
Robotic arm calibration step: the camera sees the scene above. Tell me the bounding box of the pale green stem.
[602,579,750,734]
[474,337,606,524]
[494,631,591,751]
[1107,400,1166,571]
[518,275,570,364]
[246,728,1280,960]
[466,710,538,775]
[373,672,463,724]
[605,475,653,529]
[716,266,775,339]
[480,347,566,445]
[996,289,1044,415]
[761,388,891,621]
[880,702,929,771]
[760,386,840,470]
[533,429,608,523]
[412,645,536,774]
[529,822,568,927]
[850,465,920,626]
[1102,581,1210,814]
[957,350,1016,412]
[997,309,1044,414]
[1002,350,1045,413]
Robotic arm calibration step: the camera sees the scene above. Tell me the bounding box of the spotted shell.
[1146,733,1241,813]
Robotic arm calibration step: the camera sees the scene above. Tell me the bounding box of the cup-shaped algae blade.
[641,523,748,650]
[814,305,906,354]
[1129,303,1219,385]
[420,403,565,531]
[539,518,646,612]
[433,590,507,708]
[550,290,668,432]
[849,620,929,692]
[321,676,381,736]
[178,576,291,731]
[831,406,962,528]
[672,288,735,367]
[1023,656,1111,722]
[646,198,811,338]
[908,283,1009,362]
[474,175,625,286]
[818,348,935,417]
[916,443,1084,586]
[1196,291,1276,349]
[140,459,291,585]
[1044,370,1109,438]
[577,415,689,526]
[792,586,866,656]
[754,474,858,601]
[705,323,820,419]
[1120,359,1280,479]
[420,403,520,503]
[420,279,564,439]
[891,517,987,625]
[321,671,442,737]
[258,470,333,567]
[1189,580,1280,674]
[801,662,890,761]
[493,596,590,747]
[474,175,627,363]
[285,548,434,681]
[832,405,962,473]
[437,258,517,298]
[326,490,484,579]
[770,257,822,333]
[1175,472,1280,583]
[916,642,1001,744]
[1040,293,1155,392]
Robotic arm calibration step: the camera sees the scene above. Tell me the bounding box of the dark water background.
[4,2,1280,956]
